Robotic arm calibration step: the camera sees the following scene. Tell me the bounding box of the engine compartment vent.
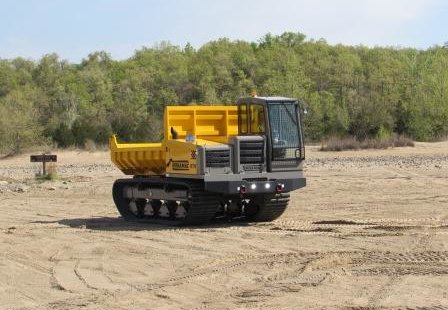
[240,140,264,165]
[206,149,230,168]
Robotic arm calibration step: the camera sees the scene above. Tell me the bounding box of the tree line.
[0,32,447,154]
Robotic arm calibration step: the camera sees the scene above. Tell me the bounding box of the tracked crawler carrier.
[110,96,306,225]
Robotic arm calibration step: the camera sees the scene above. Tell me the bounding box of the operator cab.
[237,96,305,172]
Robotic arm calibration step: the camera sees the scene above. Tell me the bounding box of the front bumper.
[204,176,306,195]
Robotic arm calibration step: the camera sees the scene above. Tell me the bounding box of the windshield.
[268,102,303,160]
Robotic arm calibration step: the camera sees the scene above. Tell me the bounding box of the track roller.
[112,178,221,225]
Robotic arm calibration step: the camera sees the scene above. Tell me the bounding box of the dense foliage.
[0,32,447,153]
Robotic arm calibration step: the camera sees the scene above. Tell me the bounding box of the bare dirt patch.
[1,142,448,309]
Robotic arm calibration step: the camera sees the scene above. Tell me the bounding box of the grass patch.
[320,135,414,152]
[83,139,108,152]
[34,163,58,182]
[35,173,58,182]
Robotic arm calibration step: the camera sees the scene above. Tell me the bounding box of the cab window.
[239,104,248,134]
[250,104,265,134]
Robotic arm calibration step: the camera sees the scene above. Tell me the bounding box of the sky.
[0,0,447,62]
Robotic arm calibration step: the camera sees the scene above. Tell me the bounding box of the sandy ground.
[0,142,448,310]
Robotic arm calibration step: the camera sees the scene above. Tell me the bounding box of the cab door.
[236,100,268,173]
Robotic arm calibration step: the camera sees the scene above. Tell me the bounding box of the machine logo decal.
[172,161,190,170]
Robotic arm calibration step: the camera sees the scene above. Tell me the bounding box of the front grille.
[206,149,230,168]
[240,141,264,164]
[239,140,264,172]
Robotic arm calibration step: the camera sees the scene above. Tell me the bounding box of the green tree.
[0,87,46,154]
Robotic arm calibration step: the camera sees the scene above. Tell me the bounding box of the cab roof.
[237,96,297,105]
[254,96,296,101]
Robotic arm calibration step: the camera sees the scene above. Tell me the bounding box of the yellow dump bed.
[110,105,238,176]
[110,135,165,175]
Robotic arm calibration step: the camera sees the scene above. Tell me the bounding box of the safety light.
[275,183,285,193]
[239,185,247,194]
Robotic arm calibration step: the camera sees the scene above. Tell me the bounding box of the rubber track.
[112,178,220,226]
[183,181,220,225]
[112,180,134,220]
[250,193,290,222]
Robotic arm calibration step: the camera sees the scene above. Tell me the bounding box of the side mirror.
[298,100,308,116]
